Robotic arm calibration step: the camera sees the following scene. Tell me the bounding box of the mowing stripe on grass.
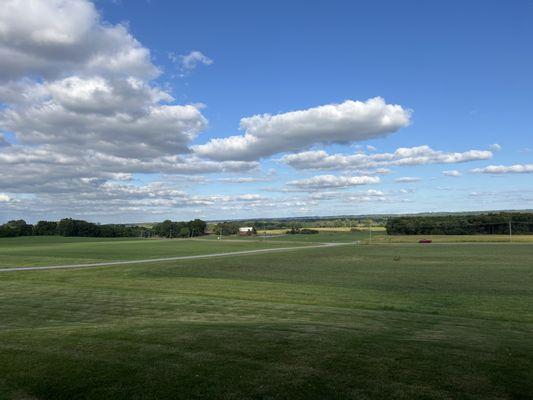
[0,242,352,273]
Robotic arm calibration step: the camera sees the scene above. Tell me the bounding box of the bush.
[286,227,319,235]
[300,228,319,234]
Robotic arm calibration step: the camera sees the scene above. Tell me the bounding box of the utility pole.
[509,218,512,242]
[369,221,372,244]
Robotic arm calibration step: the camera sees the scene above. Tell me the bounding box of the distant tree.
[187,219,207,237]
[386,213,533,235]
[33,221,57,235]
[0,220,33,237]
[56,218,100,237]
[153,220,177,238]
[152,219,206,238]
[215,221,240,236]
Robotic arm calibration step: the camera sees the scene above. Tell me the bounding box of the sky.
[0,0,532,223]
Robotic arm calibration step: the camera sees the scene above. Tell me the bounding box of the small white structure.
[239,226,254,236]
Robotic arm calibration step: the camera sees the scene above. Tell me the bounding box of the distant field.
[202,230,383,243]
[0,239,532,399]
[371,234,533,243]
[242,231,533,244]
[256,226,386,234]
[314,226,387,232]
[0,236,309,268]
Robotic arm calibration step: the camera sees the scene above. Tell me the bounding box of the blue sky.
[0,0,532,223]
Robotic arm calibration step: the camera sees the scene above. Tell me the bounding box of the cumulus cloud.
[0,145,258,194]
[287,175,380,190]
[471,164,533,174]
[0,0,249,204]
[0,0,159,81]
[195,97,411,161]
[282,145,492,171]
[1,79,207,158]
[489,143,502,151]
[395,177,421,183]
[0,1,213,172]
[443,170,462,177]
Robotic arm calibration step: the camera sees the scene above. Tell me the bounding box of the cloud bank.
[472,164,533,174]
[287,175,380,190]
[282,145,492,170]
[0,0,260,197]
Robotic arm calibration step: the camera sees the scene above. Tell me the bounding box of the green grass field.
[1,236,532,399]
[200,230,379,243]
[0,236,311,268]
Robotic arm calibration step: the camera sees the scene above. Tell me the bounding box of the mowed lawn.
[0,242,532,399]
[0,236,310,268]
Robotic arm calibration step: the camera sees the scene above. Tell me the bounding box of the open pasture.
[0,237,532,399]
[200,230,383,243]
[371,234,533,244]
[0,236,309,269]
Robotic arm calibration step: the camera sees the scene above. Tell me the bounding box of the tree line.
[234,217,385,231]
[386,213,533,235]
[0,218,207,238]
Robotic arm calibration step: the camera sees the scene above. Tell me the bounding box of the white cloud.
[174,50,213,71]
[489,143,502,151]
[0,0,159,81]
[0,193,11,202]
[282,145,492,170]
[0,145,258,194]
[216,177,273,184]
[399,188,416,194]
[1,80,208,158]
[287,175,380,190]
[307,188,414,205]
[395,177,421,183]
[195,97,411,161]
[471,164,533,174]
[0,0,239,203]
[44,76,173,115]
[0,2,261,205]
[443,170,462,177]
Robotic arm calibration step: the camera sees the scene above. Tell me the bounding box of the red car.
[419,239,432,243]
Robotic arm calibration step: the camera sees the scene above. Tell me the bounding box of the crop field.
[0,235,532,399]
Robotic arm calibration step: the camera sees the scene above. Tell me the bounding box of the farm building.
[239,227,255,236]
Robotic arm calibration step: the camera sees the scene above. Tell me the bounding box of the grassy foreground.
[1,239,532,399]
